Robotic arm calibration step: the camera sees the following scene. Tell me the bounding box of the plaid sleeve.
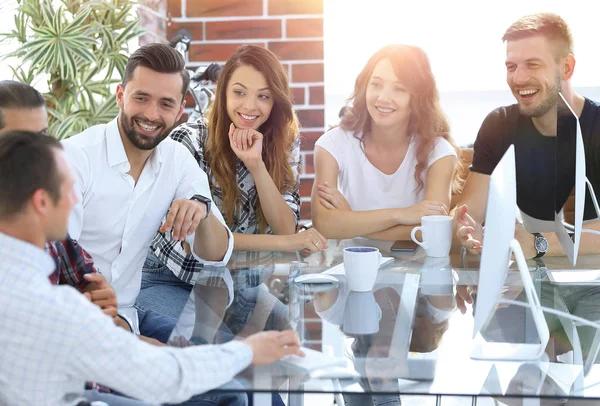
[284,136,301,227]
[52,237,97,292]
[45,243,61,285]
[151,231,228,286]
[169,120,207,163]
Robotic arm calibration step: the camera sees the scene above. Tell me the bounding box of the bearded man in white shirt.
[62,43,234,341]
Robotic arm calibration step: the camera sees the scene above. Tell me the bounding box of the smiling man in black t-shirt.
[453,12,600,259]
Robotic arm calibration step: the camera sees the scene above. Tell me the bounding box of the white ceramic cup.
[343,291,382,335]
[343,246,382,292]
[411,215,453,257]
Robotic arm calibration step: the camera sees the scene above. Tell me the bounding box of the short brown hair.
[122,43,190,101]
[502,13,574,58]
[0,131,62,218]
[0,81,46,130]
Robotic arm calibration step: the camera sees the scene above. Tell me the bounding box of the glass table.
[167,239,600,405]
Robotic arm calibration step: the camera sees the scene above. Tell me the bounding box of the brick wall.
[138,0,168,45]
[164,0,324,222]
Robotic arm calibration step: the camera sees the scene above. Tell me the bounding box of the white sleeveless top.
[315,127,457,211]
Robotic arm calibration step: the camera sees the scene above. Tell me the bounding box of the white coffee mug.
[343,246,382,292]
[343,291,382,335]
[411,215,453,257]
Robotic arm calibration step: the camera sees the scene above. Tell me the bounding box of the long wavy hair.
[206,45,299,232]
[341,44,462,194]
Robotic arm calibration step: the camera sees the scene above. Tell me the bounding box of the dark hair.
[0,81,46,130]
[207,44,299,232]
[503,13,574,59]
[122,43,190,101]
[0,131,63,218]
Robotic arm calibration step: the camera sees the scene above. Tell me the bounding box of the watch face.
[535,236,548,252]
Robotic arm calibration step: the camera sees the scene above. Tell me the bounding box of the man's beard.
[520,74,562,118]
[119,111,174,150]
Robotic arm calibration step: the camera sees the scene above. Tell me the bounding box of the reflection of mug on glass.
[419,256,454,296]
[343,291,382,335]
[343,247,382,292]
[411,215,453,257]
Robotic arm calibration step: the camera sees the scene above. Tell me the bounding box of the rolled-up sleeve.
[174,145,234,267]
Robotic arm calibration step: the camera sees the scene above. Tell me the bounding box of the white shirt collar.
[106,116,163,175]
[0,232,55,277]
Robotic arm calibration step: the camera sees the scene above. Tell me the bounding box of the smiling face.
[365,58,411,131]
[226,64,274,130]
[506,35,562,118]
[116,66,185,150]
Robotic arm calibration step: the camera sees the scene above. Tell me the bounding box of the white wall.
[0,0,18,81]
[324,0,600,146]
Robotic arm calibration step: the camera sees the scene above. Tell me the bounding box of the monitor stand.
[471,239,550,361]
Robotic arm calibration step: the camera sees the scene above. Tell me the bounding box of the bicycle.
[168,30,222,123]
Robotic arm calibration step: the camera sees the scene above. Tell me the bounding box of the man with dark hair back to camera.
[0,80,121,327]
[0,130,303,405]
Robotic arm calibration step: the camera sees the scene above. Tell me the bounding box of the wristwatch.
[533,233,548,258]
[532,257,548,281]
[190,194,211,220]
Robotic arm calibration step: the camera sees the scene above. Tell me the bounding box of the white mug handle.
[411,226,427,250]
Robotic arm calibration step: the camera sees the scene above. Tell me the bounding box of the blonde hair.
[503,13,574,60]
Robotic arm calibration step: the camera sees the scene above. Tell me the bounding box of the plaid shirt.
[151,119,300,284]
[45,236,113,393]
[45,235,97,292]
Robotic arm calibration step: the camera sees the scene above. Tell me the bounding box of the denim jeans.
[137,252,193,319]
[137,307,179,344]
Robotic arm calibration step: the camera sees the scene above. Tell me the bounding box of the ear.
[30,189,52,217]
[562,54,576,81]
[176,98,186,122]
[116,83,125,110]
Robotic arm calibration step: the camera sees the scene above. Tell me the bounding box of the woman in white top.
[312,44,462,240]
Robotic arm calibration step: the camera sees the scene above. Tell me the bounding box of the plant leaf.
[114,18,139,44]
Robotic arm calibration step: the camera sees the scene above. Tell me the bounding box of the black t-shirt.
[471,98,600,222]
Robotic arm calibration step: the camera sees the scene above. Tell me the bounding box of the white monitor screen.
[473,145,517,335]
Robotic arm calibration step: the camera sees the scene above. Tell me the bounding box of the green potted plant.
[2,0,144,139]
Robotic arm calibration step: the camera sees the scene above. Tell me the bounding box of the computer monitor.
[521,93,600,265]
[471,145,550,361]
[553,93,590,266]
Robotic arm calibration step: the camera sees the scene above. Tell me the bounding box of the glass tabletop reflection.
[166,238,600,401]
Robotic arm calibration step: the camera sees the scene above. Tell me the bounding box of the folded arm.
[312,147,454,239]
[364,156,456,240]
